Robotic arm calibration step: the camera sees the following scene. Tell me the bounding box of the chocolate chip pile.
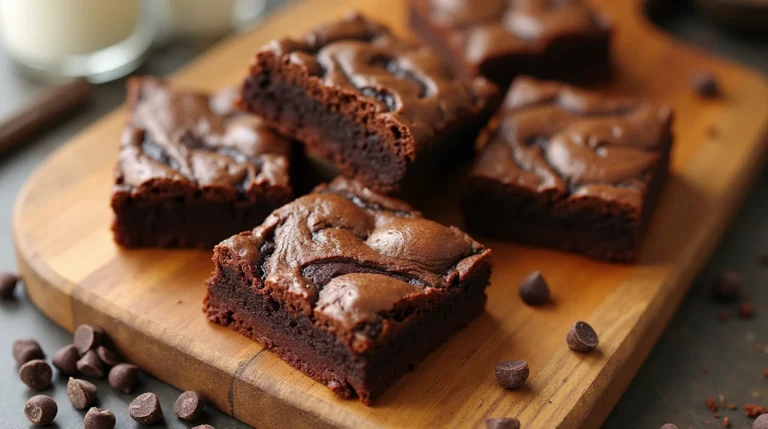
[12,320,214,428]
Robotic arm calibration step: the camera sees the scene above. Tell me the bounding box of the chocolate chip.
[74,324,105,355]
[486,417,521,429]
[24,395,57,425]
[495,360,529,389]
[739,302,755,319]
[108,363,140,393]
[692,72,720,98]
[754,414,768,429]
[13,338,45,365]
[84,407,116,429]
[713,271,743,302]
[67,378,98,410]
[96,346,121,367]
[129,392,164,424]
[659,425,679,429]
[566,321,599,352]
[77,350,106,378]
[518,271,550,306]
[0,271,19,298]
[174,391,206,421]
[52,344,80,375]
[19,359,52,390]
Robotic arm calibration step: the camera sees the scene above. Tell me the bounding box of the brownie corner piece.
[464,77,674,262]
[238,12,500,194]
[408,0,612,90]
[204,177,492,404]
[111,77,293,249]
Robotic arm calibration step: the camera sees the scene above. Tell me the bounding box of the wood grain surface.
[12,0,768,428]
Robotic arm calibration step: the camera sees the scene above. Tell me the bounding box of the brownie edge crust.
[204,177,492,404]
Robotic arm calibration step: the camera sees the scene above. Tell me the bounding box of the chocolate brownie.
[408,0,612,91]
[204,177,491,404]
[111,78,292,249]
[464,77,674,262]
[238,12,500,194]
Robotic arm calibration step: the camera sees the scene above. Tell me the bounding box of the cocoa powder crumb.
[707,398,719,412]
[744,403,768,417]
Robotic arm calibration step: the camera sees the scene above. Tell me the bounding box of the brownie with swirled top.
[204,177,492,404]
[464,77,674,262]
[238,12,500,194]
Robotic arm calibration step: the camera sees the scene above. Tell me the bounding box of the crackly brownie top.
[116,77,291,192]
[220,177,489,345]
[258,12,498,153]
[415,0,610,67]
[471,77,673,209]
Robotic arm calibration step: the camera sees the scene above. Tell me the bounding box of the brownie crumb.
[706,398,719,412]
[723,416,730,427]
[730,404,738,410]
[738,303,755,319]
[745,404,768,417]
[717,311,730,322]
[692,72,721,98]
[714,413,721,418]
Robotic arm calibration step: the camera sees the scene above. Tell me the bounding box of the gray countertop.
[0,1,767,428]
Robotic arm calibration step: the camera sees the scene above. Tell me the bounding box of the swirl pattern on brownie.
[117,78,290,191]
[471,77,673,207]
[219,177,489,333]
[421,0,610,64]
[262,12,497,148]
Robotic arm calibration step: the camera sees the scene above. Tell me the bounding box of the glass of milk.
[0,0,153,83]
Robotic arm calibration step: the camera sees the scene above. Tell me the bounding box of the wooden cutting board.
[13,0,768,428]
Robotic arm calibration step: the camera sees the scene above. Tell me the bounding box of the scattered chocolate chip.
[566,321,599,352]
[754,414,768,429]
[129,392,164,424]
[74,324,105,355]
[77,350,105,378]
[0,271,19,298]
[518,271,550,306]
[659,425,678,429]
[52,344,80,376]
[84,407,116,429]
[717,310,730,322]
[713,271,743,302]
[495,360,529,389]
[723,416,731,427]
[108,363,140,393]
[67,378,98,410]
[19,359,52,390]
[486,417,521,429]
[13,338,45,365]
[746,404,768,417]
[174,391,206,421]
[739,303,755,319]
[24,395,57,426]
[192,426,216,429]
[96,346,121,367]
[692,72,721,98]
[707,397,719,412]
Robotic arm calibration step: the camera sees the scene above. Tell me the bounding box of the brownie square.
[111,77,293,249]
[204,177,492,404]
[464,77,674,262]
[238,12,500,194]
[408,0,612,91]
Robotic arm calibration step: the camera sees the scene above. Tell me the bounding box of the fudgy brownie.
[239,12,500,194]
[464,77,674,262]
[111,77,292,249]
[408,0,612,91]
[204,177,492,404]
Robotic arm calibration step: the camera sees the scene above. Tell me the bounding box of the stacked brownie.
[108,4,677,405]
[111,78,293,248]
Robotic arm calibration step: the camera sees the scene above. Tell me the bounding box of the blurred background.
[0,0,766,428]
